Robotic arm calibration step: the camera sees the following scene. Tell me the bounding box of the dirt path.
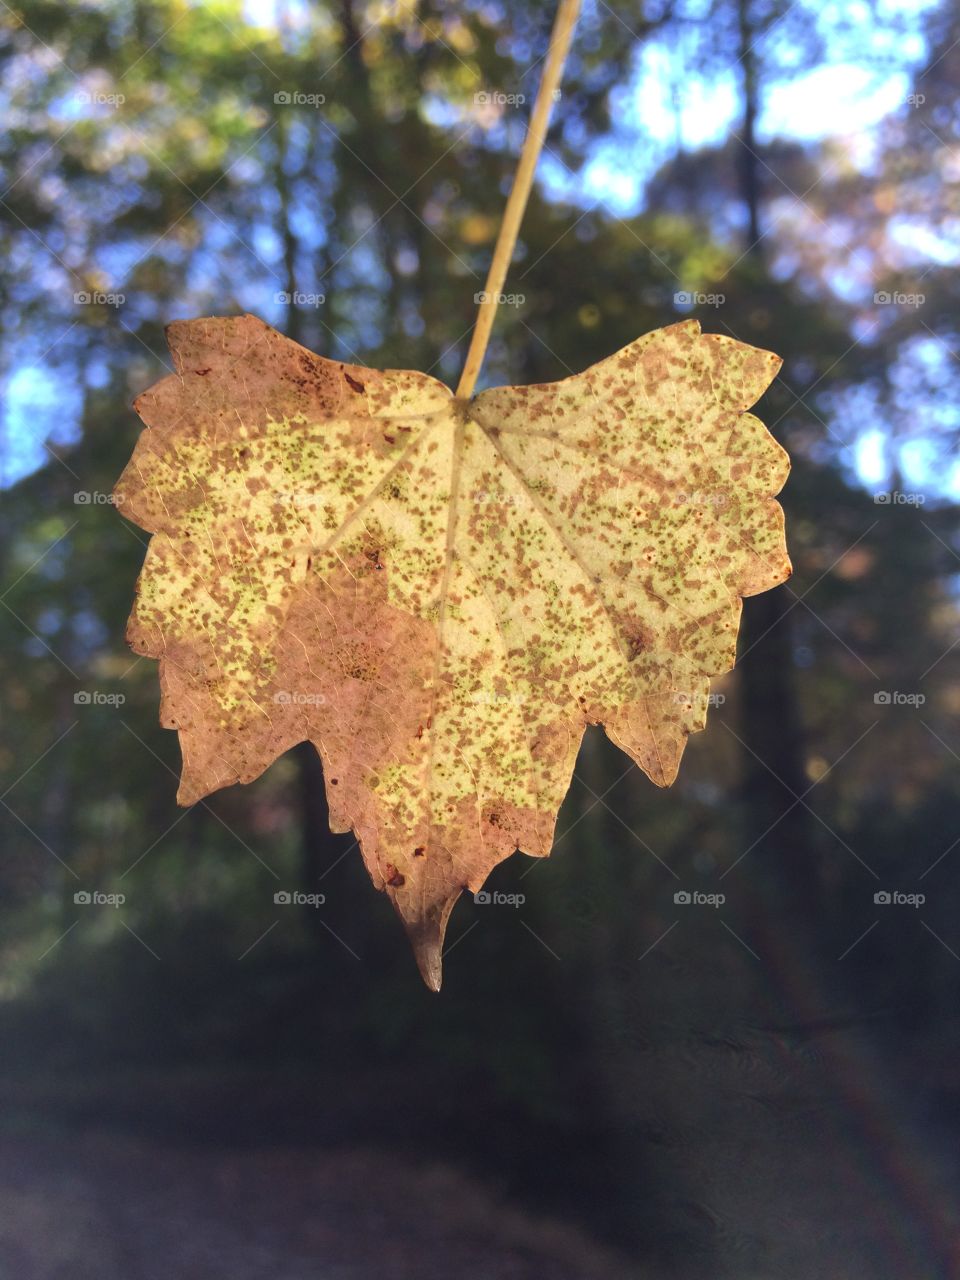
[0,1128,639,1280]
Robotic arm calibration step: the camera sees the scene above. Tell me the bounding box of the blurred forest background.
[1,1,959,1277]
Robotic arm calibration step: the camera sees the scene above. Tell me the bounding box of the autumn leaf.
[114,313,790,989]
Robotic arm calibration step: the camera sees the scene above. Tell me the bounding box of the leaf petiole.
[454,0,581,401]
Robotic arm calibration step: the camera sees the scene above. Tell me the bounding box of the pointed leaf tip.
[397,889,460,992]
[416,941,443,993]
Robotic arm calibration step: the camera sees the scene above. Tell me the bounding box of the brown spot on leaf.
[624,619,656,660]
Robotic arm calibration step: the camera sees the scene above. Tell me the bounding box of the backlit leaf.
[115,314,790,988]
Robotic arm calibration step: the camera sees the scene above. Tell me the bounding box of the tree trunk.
[736,0,762,250]
[734,0,817,917]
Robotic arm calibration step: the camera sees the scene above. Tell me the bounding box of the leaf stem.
[455,0,581,400]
